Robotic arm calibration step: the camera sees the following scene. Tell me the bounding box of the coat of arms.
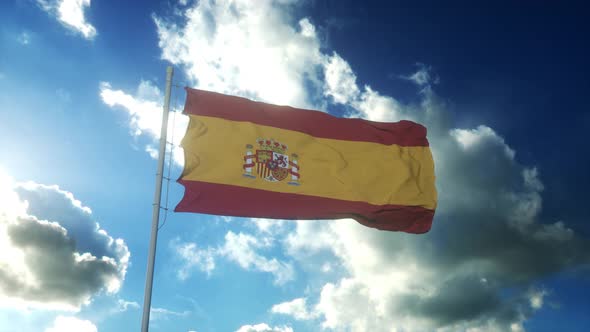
[243,138,300,185]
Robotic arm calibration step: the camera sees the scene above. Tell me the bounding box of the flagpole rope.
[158,83,181,230]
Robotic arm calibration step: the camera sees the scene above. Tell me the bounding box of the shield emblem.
[242,138,300,185]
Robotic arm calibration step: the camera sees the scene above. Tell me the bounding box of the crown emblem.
[257,138,287,154]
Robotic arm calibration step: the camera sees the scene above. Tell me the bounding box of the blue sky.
[1,0,589,331]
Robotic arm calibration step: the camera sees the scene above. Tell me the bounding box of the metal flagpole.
[141,66,174,332]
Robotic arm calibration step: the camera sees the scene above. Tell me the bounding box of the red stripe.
[175,180,434,233]
[184,88,429,147]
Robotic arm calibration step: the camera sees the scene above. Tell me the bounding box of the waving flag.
[175,88,437,233]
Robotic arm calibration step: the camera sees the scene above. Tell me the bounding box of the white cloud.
[287,222,537,331]
[220,231,294,285]
[284,220,337,256]
[145,145,159,159]
[0,168,129,311]
[401,63,439,87]
[116,299,140,312]
[235,323,293,332]
[45,316,97,332]
[218,216,233,223]
[153,0,324,109]
[57,0,96,38]
[528,289,546,310]
[317,278,400,331]
[99,81,188,165]
[171,239,216,279]
[451,125,515,159]
[150,307,190,321]
[354,86,406,121]
[17,31,31,45]
[323,53,360,105]
[172,231,293,285]
[37,0,97,39]
[271,297,318,320]
[251,218,288,235]
[99,81,162,138]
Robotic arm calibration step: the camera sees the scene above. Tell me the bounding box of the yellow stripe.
[180,115,437,210]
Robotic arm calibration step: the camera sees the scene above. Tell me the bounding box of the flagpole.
[141,66,174,332]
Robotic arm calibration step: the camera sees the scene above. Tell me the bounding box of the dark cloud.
[342,120,590,329]
[14,184,114,259]
[283,80,590,331]
[400,276,512,326]
[0,182,129,310]
[429,213,590,283]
